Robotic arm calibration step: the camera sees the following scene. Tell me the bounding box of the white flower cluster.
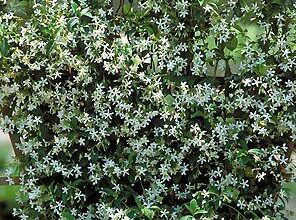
[0,0,295,219]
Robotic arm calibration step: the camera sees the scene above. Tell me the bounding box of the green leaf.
[226,35,238,51]
[152,54,159,73]
[186,199,208,216]
[165,94,174,106]
[62,211,75,220]
[141,208,154,220]
[283,183,296,197]
[272,0,283,5]
[70,117,78,127]
[248,148,265,156]
[217,117,224,123]
[61,192,68,202]
[245,167,255,177]
[128,152,136,164]
[225,117,235,124]
[4,0,33,18]
[13,1,31,18]
[254,64,268,75]
[1,38,9,56]
[187,199,198,215]
[127,208,139,218]
[71,1,79,13]
[180,215,195,220]
[123,4,132,15]
[72,179,83,187]
[204,3,218,15]
[194,210,208,214]
[132,55,142,65]
[198,0,205,5]
[68,131,76,141]
[80,8,92,17]
[233,24,244,33]
[46,40,55,55]
[223,187,240,201]
[206,35,217,50]
[151,206,161,211]
[191,110,204,118]
[68,17,79,30]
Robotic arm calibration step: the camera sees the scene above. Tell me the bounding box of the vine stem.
[221,203,248,220]
[115,0,124,16]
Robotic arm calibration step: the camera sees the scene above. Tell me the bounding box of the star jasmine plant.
[0,0,295,219]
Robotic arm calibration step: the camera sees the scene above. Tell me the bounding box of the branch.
[0,176,20,185]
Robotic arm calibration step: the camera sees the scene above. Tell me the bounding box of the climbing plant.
[0,0,295,219]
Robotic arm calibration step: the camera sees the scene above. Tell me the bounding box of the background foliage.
[0,0,296,219]
[0,138,19,220]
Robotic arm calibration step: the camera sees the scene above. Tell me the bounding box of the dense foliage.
[0,0,296,219]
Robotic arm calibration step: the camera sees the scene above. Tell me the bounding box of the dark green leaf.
[233,24,244,33]
[272,0,283,5]
[68,17,79,30]
[1,38,9,56]
[62,211,75,220]
[46,40,55,55]
[226,36,238,51]
[68,132,76,141]
[127,208,139,218]
[70,117,78,127]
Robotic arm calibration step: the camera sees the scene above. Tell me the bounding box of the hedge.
[0,0,295,219]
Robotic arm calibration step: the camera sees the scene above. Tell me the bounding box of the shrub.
[0,0,295,219]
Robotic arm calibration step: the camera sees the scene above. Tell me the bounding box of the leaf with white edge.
[248,149,265,156]
[80,8,92,18]
[180,215,195,220]
[67,17,79,30]
[195,209,208,214]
